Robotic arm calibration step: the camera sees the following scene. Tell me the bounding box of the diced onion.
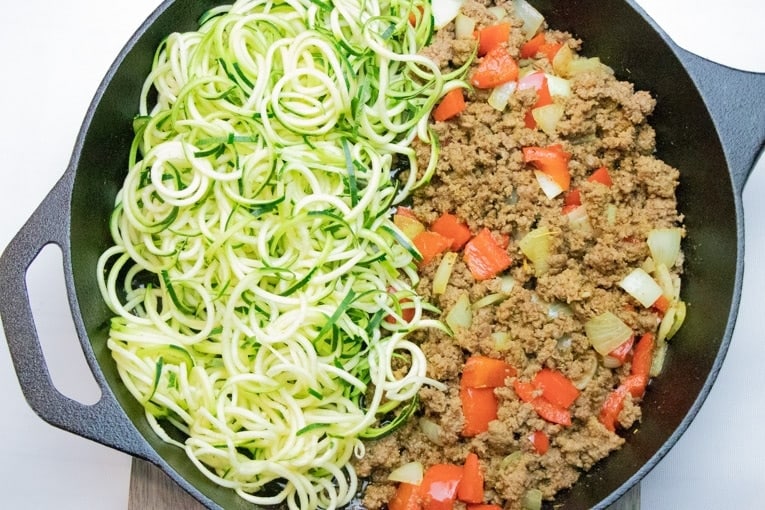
[500,451,522,470]
[487,6,507,19]
[523,488,544,510]
[432,0,466,29]
[547,301,573,319]
[500,274,516,294]
[650,339,667,377]
[585,311,633,356]
[653,263,678,301]
[388,461,424,485]
[419,418,444,445]
[472,293,507,310]
[513,0,545,39]
[567,57,612,76]
[433,251,458,295]
[619,268,663,308]
[394,213,425,240]
[488,80,518,111]
[657,305,676,343]
[446,292,473,331]
[534,170,564,199]
[641,256,656,274]
[667,300,686,340]
[519,226,552,276]
[492,331,512,351]
[647,228,682,269]
[556,334,572,351]
[605,203,618,226]
[532,103,564,136]
[602,354,623,369]
[454,13,476,40]
[552,43,573,76]
[571,351,598,390]
[566,205,593,235]
[545,74,571,97]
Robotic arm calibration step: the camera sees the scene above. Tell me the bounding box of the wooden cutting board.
[128,458,640,509]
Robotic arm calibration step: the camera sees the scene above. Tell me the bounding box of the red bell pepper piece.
[528,430,549,455]
[477,22,511,56]
[518,71,553,129]
[430,213,472,250]
[463,228,512,281]
[457,453,484,504]
[433,88,467,122]
[419,464,464,510]
[396,206,418,219]
[460,386,499,437]
[462,355,516,389]
[564,189,582,208]
[607,334,635,365]
[600,332,655,430]
[652,294,670,313]
[599,386,628,432]
[512,379,536,402]
[471,46,519,89]
[532,369,580,409]
[530,397,572,426]
[390,482,422,510]
[522,144,571,191]
[561,188,582,214]
[588,166,613,186]
[514,379,572,426]
[519,33,563,62]
[520,32,546,59]
[538,41,563,62]
[413,230,453,266]
[623,333,654,397]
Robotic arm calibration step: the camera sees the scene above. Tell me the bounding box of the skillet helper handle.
[675,48,765,194]
[0,174,151,460]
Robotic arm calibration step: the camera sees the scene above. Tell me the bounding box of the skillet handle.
[0,173,153,460]
[674,47,765,195]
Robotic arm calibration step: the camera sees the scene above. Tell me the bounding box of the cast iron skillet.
[1,1,763,508]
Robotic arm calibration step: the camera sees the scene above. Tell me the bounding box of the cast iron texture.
[1,1,763,509]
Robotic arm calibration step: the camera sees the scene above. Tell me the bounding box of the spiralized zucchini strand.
[97,0,469,509]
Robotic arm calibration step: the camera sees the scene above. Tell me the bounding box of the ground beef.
[352,1,684,508]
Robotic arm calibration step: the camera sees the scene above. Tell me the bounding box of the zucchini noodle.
[97,0,471,508]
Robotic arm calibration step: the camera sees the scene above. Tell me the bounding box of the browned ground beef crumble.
[352,1,684,508]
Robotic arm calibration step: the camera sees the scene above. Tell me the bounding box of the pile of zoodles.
[97,1,470,508]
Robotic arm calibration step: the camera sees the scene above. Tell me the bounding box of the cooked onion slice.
[619,268,663,308]
[487,6,507,19]
[446,292,473,331]
[647,228,682,269]
[545,74,571,97]
[552,44,573,76]
[513,0,545,39]
[388,461,424,484]
[419,418,444,446]
[433,0,466,29]
[488,80,518,111]
[585,311,633,356]
[492,331,512,351]
[454,13,476,39]
[519,226,552,275]
[571,351,598,390]
[565,205,593,234]
[534,170,564,199]
[433,251,458,295]
[532,103,564,136]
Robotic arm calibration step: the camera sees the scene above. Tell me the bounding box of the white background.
[0,1,762,508]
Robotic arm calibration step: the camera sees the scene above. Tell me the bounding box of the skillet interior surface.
[67,1,739,508]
